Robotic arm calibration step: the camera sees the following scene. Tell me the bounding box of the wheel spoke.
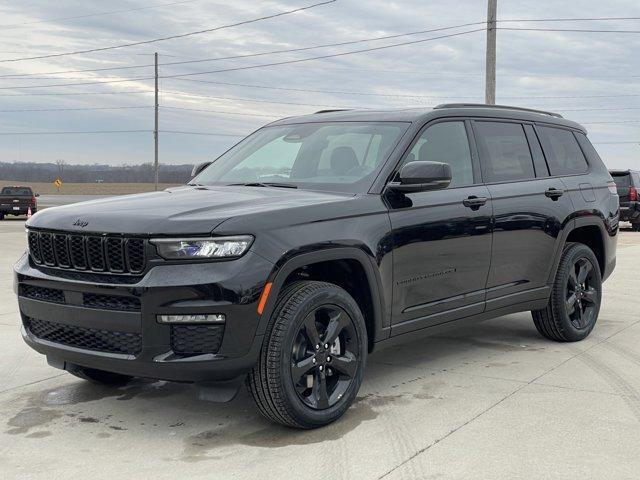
[568,267,579,288]
[312,370,329,409]
[331,350,357,378]
[291,356,315,381]
[566,293,577,315]
[577,259,592,285]
[323,310,348,345]
[302,313,321,347]
[582,287,598,304]
[574,303,585,327]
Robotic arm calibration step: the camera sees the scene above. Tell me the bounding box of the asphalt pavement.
[1,219,639,479]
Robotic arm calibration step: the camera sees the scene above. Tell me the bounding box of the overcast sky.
[0,0,638,169]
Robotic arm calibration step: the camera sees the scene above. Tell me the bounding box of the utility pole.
[485,0,497,105]
[154,52,159,190]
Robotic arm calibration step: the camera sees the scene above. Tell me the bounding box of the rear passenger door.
[472,120,575,310]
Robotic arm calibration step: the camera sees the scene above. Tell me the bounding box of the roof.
[269,104,586,132]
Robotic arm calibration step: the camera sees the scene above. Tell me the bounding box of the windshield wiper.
[227,182,298,189]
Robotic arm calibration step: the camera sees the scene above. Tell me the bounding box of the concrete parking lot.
[1,218,639,480]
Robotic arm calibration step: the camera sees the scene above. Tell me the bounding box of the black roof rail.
[434,103,563,119]
[314,109,352,114]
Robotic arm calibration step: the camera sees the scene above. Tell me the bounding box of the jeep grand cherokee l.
[14,104,618,428]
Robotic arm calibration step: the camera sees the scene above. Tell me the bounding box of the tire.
[247,281,367,429]
[532,242,602,342]
[631,222,640,232]
[69,367,134,386]
[0,213,4,220]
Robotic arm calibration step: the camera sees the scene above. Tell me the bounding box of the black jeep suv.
[15,104,618,428]
[609,169,640,230]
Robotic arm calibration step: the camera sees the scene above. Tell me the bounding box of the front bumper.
[14,251,273,382]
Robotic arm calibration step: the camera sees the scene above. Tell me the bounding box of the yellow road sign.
[53,178,62,188]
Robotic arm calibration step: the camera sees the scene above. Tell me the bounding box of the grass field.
[0,181,181,195]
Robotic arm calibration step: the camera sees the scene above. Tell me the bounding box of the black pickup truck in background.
[0,186,38,220]
[610,170,640,231]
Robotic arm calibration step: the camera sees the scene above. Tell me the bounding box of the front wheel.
[247,281,367,429]
[532,242,602,342]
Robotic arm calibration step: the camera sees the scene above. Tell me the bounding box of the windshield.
[193,122,408,193]
[1,187,32,195]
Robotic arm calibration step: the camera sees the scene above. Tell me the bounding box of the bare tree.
[55,159,66,179]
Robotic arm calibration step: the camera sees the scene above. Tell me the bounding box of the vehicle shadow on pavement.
[2,314,552,460]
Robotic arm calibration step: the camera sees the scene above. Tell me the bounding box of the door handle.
[463,196,488,209]
[544,188,564,200]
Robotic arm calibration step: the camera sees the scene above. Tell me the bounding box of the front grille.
[28,230,146,275]
[20,285,65,304]
[171,324,224,355]
[83,293,141,312]
[24,317,141,355]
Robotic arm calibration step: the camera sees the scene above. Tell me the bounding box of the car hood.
[26,185,356,235]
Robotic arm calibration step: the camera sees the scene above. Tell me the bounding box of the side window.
[404,121,474,188]
[538,126,589,175]
[474,121,535,182]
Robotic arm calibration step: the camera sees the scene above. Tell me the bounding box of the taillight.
[31,196,37,205]
[630,186,638,202]
[607,181,618,195]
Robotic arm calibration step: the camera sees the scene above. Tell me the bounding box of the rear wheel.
[532,242,602,342]
[631,222,640,232]
[0,213,4,220]
[69,367,133,386]
[247,281,367,429]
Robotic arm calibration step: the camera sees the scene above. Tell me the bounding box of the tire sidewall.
[553,244,602,341]
[276,284,367,427]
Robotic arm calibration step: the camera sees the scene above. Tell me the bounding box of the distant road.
[38,195,112,207]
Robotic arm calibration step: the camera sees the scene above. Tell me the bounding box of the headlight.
[151,235,253,260]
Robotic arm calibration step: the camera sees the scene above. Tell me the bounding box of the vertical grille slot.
[53,234,70,267]
[86,236,106,271]
[40,233,56,265]
[27,230,146,275]
[69,235,87,270]
[105,238,125,272]
[28,232,42,264]
[125,238,145,274]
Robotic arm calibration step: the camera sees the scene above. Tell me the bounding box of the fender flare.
[547,214,608,284]
[255,247,389,347]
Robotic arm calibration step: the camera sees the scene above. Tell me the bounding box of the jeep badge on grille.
[72,219,89,228]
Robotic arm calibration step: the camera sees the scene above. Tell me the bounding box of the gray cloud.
[0,0,638,169]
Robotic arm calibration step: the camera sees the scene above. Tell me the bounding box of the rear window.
[632,172,640,186]
[474,121,535,182]
[538,127,589,175]
[612,174,630,187]
[1,187,32,195]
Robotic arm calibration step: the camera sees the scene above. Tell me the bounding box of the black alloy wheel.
[565,257,599,330]
[247,281,367,429]
[532,242,602,342]
[290,305,358,410]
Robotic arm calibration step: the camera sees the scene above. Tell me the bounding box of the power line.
[0,21,486,79]
[172,77,640,100]
[163,89,352,108]
[0,130,151,135]
[499,27,640,34]
[0,0,201,29]
[499,16,640,22]
[160,130,245,137]
[159,29,485,80]
[0,105,151,112]
[0,0,336,63]
[161,105,277,118]
[0,76,154,90]
[0,90,152,97]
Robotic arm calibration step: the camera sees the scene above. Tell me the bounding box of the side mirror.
[191,161,213,179]
[387,161,452,193]
[34,193,40,197]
